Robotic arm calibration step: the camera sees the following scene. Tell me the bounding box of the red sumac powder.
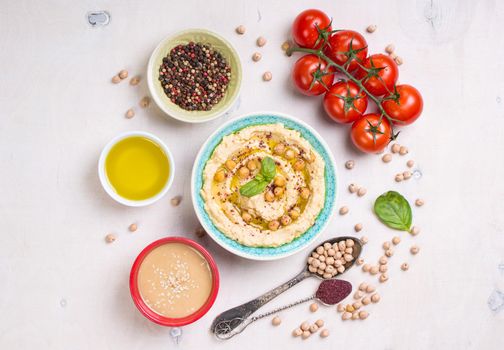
[315,279,352,305]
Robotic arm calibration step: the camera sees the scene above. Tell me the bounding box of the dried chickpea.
[345,160,355,169]
[385,249,394,257]
[129,223,138,232]
[410,245,420,255]
[292,328,303,337]
[362,264,371,272]
[345,304,355,312]
[399,145,409,155]
[353,301,362,310]
[391,143,401,153]
[359,282,368,291]
[357,187,367,197]
[371,293,381,303]
[366,285,376,293]
[105,233,116,243]
[125,108,135,119]
[382,241,391,250]
[410,226,420,236]
[379,264,388,273]
[403,171,412,180]
[407,160,415,168]
[111,75,121,84]
[339,206,349,215]
[320,329,329,338]
[337,303,345,312]
[362,296,371,305]
[415,198,424,207]
[346,239,354,247]
[379,273,389,283]
[392,236,401,245]
[256,36,267,47]
[235,25,246,34]
[309,302,319,313]
[395,173,404,182]
[352,311,360,320]
[366,24,377,33]
[342,312,352,320]
[262,71,272,81]
[356,258,364,266]
[379,256,388,265]
[370,266,379,275]
[252,52,262,62]
[359,310,369,319]
[360,236,369,244]
[354,223,363,232]
[315,319,324,328]
[129,76,141,86]
[300,321,310,331]
[118,69,128,79]
[395,56,404,65]
[316,246,325,254]
[348,183,359,193]
[354,291,364,299]
[385,44,395,54]
[139,96,150,108]
[401,262,410,271]
[382,153,392,163]
[301,331,311,339]
[272,316,281,326]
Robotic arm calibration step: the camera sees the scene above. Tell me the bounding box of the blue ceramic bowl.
[191,112,337,260]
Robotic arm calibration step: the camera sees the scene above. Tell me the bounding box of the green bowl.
[147,29,242,123]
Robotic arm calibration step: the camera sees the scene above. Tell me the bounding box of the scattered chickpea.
[348,183,359,193]
[370,266,379,275]
[352,311,360,320]
[342,312,352,320]
[415,198,424,207]
[379,256,388,265]
[139,96,151,108]
[118,69,128,79]
[264,191,275,202]
[410,226,420,236]
[362,264,371,272]
[129,76,141,86]
[379,264,388,273]
[262,71,272,81]
[395,56,404,65]
[346,304,355,312]
[410,245,420,255]
[300,321,310,331]
[129,223,138,232]
[362,296,371,305]
[293,159,305,171]
[111,75,121,84]
[366,285,376,293]
[337,303,345,312]
[391,143,401,153]
[252,52,262,62]
[407,160,415,168]
[320,329,329,338]
[235,25,246,34]
[385,44,395,54]
[379,273,389,283]
[390,52,398,60]
[241,211,252,223]
[371,293,381,303]
[392,236,401,245]
[403,171,412,180]
[354,223,363,232]
[359,310,369,320]
[339,206,349,215]
[170,195,182,206]
[354,291,364,299]
[399,146,409,155]
[125,108,138,120]
[401,262,410,271]
[395,173,404,182]
[256,36,267,47]
[105,233,116,243]
[271,316,281,326]
[382,153,392,163]
[302,331,311,339]
[385,249,394,257]
[353,301,362,310]
[238,166,250,179]
[309,324,319,333]
[358,282,368,291]
[268,220,280,231]
[308,302,318,313]
[345,160,355,169]
[300,187,311,199]
[356,258,364,266]
[366,24,377,33]
[360,236,369,245]
[357,187,367,197]
[382,241,391,250]
[292,328,303,337]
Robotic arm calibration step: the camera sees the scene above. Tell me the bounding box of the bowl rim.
[147,28,242,124]
[190,111,338,261]
[129,236,220,327]
[98,131,175,207]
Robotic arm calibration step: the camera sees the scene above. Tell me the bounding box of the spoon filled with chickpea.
[211,236,362,337]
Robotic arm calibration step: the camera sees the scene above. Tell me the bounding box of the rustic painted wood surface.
[1,0,503,349]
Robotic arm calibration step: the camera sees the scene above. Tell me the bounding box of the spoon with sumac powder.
[214,279,352,339]
[211,236,362,337]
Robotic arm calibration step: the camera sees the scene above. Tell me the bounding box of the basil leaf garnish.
[374,191,412,231]
[239,157,277,197]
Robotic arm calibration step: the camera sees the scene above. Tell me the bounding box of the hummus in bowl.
[192,112,336,260]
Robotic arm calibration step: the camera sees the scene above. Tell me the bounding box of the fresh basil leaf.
[261,157,276,181]
[374,191,412,231]
[239,179,269,197]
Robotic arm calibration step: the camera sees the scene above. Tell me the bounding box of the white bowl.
[98,131,175,207]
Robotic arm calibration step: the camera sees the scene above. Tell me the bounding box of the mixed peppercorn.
[158,42,231,111]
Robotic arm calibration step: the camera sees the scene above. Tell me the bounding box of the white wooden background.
[1,0,503,349]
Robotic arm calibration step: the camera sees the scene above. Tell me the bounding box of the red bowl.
[129,237,220,327]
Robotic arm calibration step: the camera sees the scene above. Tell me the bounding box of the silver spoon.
[214,279,352,340]
[211,236,362,336]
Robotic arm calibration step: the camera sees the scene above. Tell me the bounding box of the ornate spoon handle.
[211,270,310,335]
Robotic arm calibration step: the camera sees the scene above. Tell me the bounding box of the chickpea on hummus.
[201,124,325,247]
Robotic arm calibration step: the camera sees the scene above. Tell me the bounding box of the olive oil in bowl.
[99,132,174,206]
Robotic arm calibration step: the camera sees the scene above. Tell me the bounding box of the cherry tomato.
[323,81,368,124]
[292,9,331,49]
[291,54,335,96]
[350,113,392,153]
[323,30,368,72]
[355,54,398,96]
[381,84,423,125]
